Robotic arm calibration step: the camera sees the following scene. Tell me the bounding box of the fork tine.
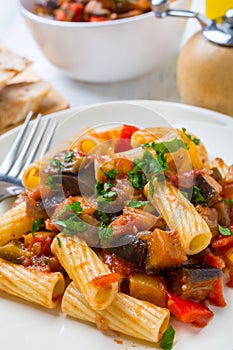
[8,114,42,178]
[0,111,34,174]
[39,119,58,157]
[18,118,58,179]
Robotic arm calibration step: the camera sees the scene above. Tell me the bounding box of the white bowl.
[18,0,189,83]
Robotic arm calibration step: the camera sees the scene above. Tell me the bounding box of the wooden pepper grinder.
[151,1,233,117]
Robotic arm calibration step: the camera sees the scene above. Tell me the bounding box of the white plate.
[0,100,233,350]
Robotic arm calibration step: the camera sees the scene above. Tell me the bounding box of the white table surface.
[0,0,204,109]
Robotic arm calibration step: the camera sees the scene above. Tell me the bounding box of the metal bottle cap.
[151,0,233,47]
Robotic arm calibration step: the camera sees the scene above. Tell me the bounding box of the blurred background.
[0,0,203,107]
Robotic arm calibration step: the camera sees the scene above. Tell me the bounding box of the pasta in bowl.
[0,118,233,350]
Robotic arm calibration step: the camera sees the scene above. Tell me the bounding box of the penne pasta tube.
[51,233,119,310]
[0,257,65,308]
[144,180,212,255]
[62,282,170,344]
[0,201,32,247]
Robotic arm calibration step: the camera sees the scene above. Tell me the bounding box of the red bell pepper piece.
[204,253,225,270]
[115,125,139,153]
[208,278,226,307]
[231,205,233,232]
[211,234,233,251]
[166,291,214,327]
[89,16,108,22]
[227,270,233,288]
[55,3,84,22]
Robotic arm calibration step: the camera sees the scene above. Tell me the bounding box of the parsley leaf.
[49,158,62,171]
[56,201,83,218]
[55,217,88,236]
[159,325,175,350]
[129,138,188,191]
[46,175,60,191]
[218,224,233,236]
[182,127,200,145]
[223,198,233,204]
[147,137,188,155]
[31,218,44,236]
[127,199,149,208]
[128,170,147,190]
[54,202,87,236]
[192,185,205,204]
[149,179,155,197]
[98,223,113,243]
[102,168,119,180]
[56,236,62,248]
[64,151,74,162]
[94,209,110,225]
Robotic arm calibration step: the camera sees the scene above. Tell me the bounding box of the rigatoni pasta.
[51,233,119,310]
[0,201,32,246]
[0,123,233,349]
[144,180,212,255]
[0,257,65,308]
[62,282,170,343]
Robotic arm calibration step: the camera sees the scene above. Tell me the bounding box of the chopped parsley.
[192,185,205,204]
[181,190,189,199]
[49,158,62,171]
[54,201,87,236]
[46,175,60,191]
[182,127,200,145]
[98,223,113,243]
[64,151,74,162]
[31,218,44,236]
[128,170,147,190]
[218,224,233,236]
[127,199,149,208]
[55,217,88,236]
[149,178,155,197]
[128,138,188,190]
[95,181,113,197]
[223,198,233,204]
[56,201,83,218]
[159,325,175,350]
[56,236,62,248]
[102,168,119,180]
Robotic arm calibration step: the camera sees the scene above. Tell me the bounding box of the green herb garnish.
[218,224,233,236]
[192,185,205,204]
[56,201,84,219]
[159,325,175,350]
[55,217,88,236]
[149,179,155,197]
[128,170,147,190]
[127,199,149,208]
[49,158,62,171]
[46,175,60,191]
[223,198,233,204]
[128,138,188,190]
[98,223,113,243]
[181,191,189,199]
[56,236,62,248]
[54,202,87,236]
[31,218,44,236]
[102,168,119,180]
[182,127,200,145]
[64,151,74,162]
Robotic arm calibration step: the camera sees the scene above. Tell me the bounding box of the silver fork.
[0,111,58,203]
